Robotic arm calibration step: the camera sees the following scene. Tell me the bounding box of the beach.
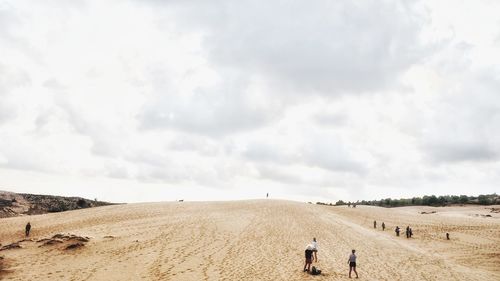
[1,200,499,280]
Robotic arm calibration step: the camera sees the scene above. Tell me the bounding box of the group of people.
[374,220,413,238]
[303,238,358,278]
[393,225,413,238]
[373,220,386,231]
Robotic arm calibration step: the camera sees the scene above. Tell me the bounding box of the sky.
[0,0,499,203]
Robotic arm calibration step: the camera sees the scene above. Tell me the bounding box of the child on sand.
[348,249,359,278]
[382,222,385,231]
[395,226,400,236]
[304,244,314,272]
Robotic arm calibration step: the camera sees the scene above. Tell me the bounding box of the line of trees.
[334,193,498,207]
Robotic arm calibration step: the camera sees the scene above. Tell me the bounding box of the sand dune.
[0,200,499,280]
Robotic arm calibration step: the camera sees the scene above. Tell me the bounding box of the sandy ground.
[0,200,499,281]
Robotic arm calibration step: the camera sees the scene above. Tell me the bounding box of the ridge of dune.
[0,200,499,280]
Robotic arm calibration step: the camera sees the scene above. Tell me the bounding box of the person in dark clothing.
[25,222,31,237]
[406,226,410,238]
[446,233,450,240]
[409,227,413,238]
[373,220,377,229]
[395,226,400,236]
[381,222,385,231]
[304,245,314,272]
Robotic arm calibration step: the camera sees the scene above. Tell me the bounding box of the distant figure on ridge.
[348,249,359,278]
[373,220,377,229]
[25,222,31,237]
[266,193,269,198]
[304,244,314,272]
[312,237,319,262]
[382,222,385,231]
[446,233,450,240]
[395,226,400,237]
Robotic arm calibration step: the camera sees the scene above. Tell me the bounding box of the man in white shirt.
[311,237,318,262]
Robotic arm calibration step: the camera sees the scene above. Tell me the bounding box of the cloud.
[136,0,431,137]
[139,80,280,136]
[156,0,429,96]
[420,66,500,164]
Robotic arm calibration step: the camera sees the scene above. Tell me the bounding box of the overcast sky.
[0,0,499,203]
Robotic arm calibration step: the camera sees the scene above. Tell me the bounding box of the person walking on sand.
[406,226,410,238]
[409,227,413,238]
[312,238,319,262]
[373,220,377,229]
[25,222,31,237]
[304,244,314,272]
[382,222,385,231]
[348,249,359,278]
[395,226,400,236]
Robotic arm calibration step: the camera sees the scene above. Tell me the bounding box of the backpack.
[311,266,322,275]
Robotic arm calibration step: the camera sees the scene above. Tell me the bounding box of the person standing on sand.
[373,220,377,229]
[409,227,413,238]
[304,244,314,272]
[25,222,31,237]
[382,222,385,231]
[266,193,269,198]
[406,226,410,238]
[312,238,319,262]
[348,249,359,278]
[395,226,400,236]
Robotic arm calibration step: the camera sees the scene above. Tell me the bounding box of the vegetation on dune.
[330,194,499,207]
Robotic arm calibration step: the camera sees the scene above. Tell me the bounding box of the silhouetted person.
[266,193,269,198]
[446,233,450,240]
[304,244,314,272]
[382,222,385,231]
[409,227,413,238]
[395,226,400,236]
[406,226,410,238]
[373,220,377,229]
[25,222,31,237]
[348,249,359,278]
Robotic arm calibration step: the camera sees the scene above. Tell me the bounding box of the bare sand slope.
[0,200,499,281]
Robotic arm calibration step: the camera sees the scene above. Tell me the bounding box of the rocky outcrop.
[0,190,115,218]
